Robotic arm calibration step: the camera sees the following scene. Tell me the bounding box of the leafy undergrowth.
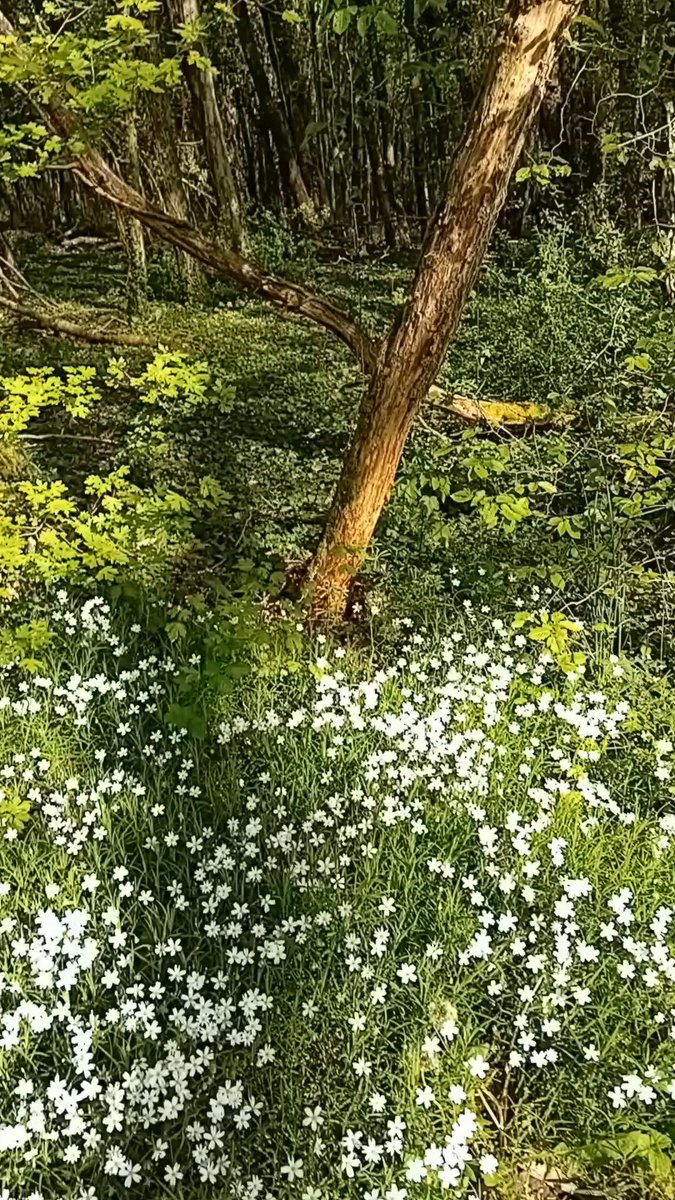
[2,596,675,1198]
[3,225,675,653]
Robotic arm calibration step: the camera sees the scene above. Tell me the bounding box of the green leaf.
[332,8,353,33]
[225,662,252,678]
[647,1148,673,1180]
[375,9,398,35]
[164,703,206,739]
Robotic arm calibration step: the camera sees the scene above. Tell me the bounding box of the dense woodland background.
[4,7,675,1200]
[2,0,675,256]
[0,0,670,346]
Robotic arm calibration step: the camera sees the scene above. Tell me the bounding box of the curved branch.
[71,143,379,371]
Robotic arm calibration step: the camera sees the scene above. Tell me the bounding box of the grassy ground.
[2,222,675,1197]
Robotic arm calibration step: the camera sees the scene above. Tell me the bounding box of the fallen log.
[0,295,154,347]
[428,385,576,428]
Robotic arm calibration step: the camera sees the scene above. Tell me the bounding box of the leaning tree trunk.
[305,0,582,618]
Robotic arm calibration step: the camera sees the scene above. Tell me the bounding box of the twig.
[19,432,115,445]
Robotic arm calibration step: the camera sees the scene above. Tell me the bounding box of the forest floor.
[2,224,675,1199]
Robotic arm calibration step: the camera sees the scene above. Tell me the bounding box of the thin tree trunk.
[118,111,147,321]
[154,129,205,303]
[259,3,325,210]
[0,229,18,296]
[305,0,582,618]
[148,6,205,299]
[371,42,409,245]
[169,0,246,249]
[363,109,397,247]
[232,0,316,216]
[661,100,675,305]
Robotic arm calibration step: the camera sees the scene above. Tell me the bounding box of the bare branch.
[69,145,379,371]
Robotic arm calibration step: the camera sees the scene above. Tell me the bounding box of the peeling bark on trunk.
[0,0,581,624]
[305,0,582,619]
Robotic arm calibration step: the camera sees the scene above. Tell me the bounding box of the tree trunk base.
[285,549,361,624]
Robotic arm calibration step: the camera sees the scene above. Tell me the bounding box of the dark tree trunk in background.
[362,75,397,248]
[117,111,147,320]
[659,99,675,305]
[0,229,18,296]
[371,42,408,245]
[151,94,205,301]
[305,0,583,618]
[149,7,205,298]
[232,0,317,217]
[169,0,247,249]
[259,2,324,207]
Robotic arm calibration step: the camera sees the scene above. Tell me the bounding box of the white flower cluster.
[0,599,674,1200]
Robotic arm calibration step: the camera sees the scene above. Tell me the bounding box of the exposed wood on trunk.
[305,0,582,619]
[0,0,582,625]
